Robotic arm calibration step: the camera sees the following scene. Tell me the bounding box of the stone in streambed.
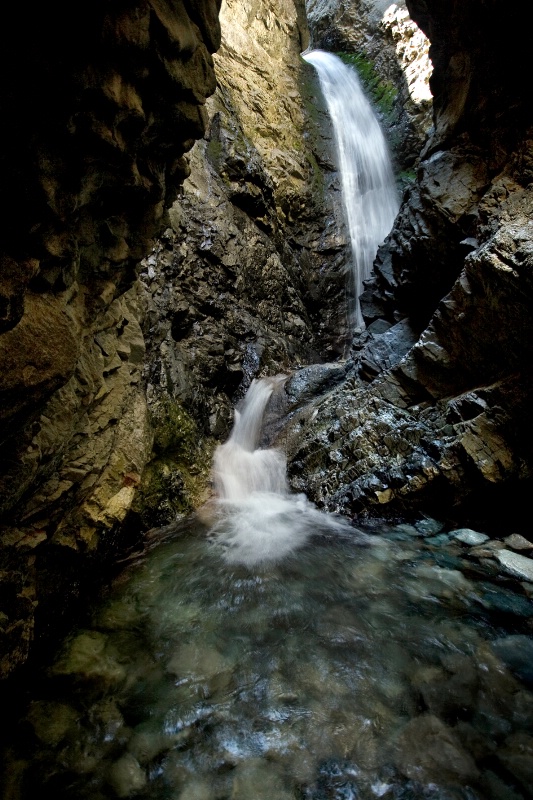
[415,517,444,536]
[391,523,419,537]
[490,635,533,687]
[394,713,479,784]
[231,758,293,800]
[495,550,533,582]
[504,534,533,551]
[425,533,452,546]
[166,642,234,696]
[50,630,126,687]
[128,722,189,765]
[476,584,533,617]
[497,732,533,796]
[26,701,78,746]
[178,779,215,800]
[107,753,146,797]
[451,528,489,545]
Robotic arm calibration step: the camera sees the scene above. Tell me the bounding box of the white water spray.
[213,376,288,502]
[210,377,353,566]
[303,50,399,328]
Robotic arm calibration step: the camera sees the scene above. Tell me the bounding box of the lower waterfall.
[209,377,353,566]
[2,380,533,800]
[303,50,399,328]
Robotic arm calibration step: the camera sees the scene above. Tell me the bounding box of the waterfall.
[303,50,399,329]
[210,376,354,566]
[213,376,288,502]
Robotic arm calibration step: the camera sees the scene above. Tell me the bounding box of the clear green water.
[3,512,533,800]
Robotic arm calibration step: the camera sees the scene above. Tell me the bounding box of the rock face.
[0,0,222,678]
[282,0,533,528]
[135,0,351,526]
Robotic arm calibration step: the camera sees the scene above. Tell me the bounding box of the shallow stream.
[2,380,533,799]
[3,503,533,799]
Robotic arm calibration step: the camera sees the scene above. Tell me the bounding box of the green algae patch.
[151,397,198,457]
[134,398,216,527]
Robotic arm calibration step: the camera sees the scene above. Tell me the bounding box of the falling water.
[303,50,399,328]
[209,376,354,566]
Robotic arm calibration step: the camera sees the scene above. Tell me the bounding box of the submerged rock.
[394,713,479,785]
[231,758,294,800]
[107,754,147,798]
[26,701,78,747]
[51,630,126,687]
[490,635,533,688]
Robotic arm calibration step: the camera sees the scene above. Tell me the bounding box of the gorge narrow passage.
[302,50,399,329]
[1,16,533,800]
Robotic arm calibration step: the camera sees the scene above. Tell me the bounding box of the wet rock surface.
[306,0,433,171]
[136,0,351,522]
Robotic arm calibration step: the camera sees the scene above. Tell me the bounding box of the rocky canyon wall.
[305,0,433,172]
[134,0,353,529]
[0,0,223,678]
[283,0,533,529]
[2,0,532,682]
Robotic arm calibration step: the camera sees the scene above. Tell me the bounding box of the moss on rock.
[336,52,397,120]
[133,398,215,528]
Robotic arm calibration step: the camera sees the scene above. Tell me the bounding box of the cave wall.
[0,0,222,679]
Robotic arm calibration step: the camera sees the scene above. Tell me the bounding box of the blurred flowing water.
[2,380,533,800]
[302,50,399,329]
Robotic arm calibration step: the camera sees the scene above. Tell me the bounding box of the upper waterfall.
[303,50,399,329]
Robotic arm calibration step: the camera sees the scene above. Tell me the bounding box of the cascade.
[303,50,399,328]
[209,376,352,566]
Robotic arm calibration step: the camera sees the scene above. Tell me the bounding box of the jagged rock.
[358,318,418,380]
[281,0,533,529]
